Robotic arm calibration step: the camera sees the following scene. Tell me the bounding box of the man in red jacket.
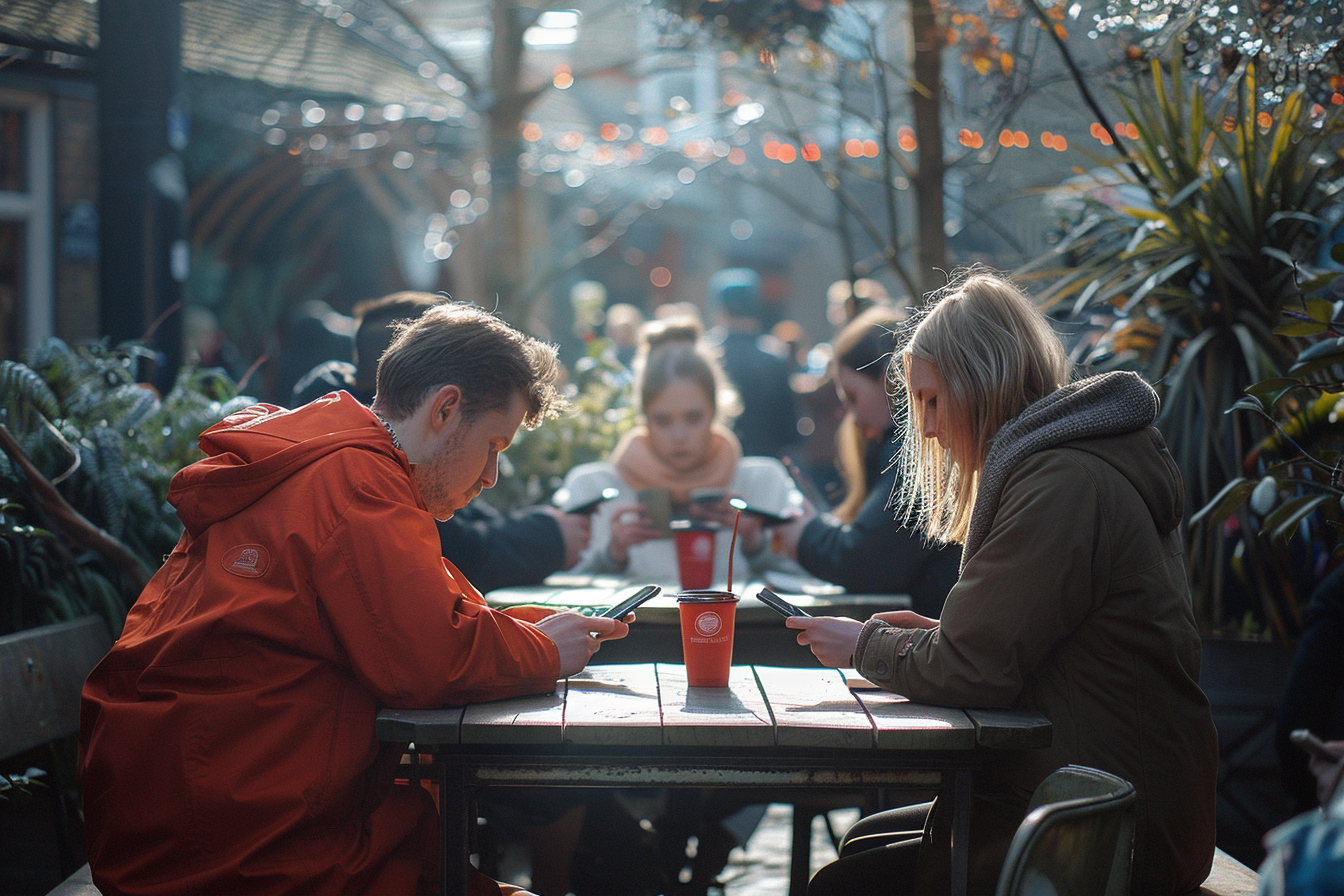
[79,302,627,896]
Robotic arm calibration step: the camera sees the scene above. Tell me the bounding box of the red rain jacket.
[79,393,560,895]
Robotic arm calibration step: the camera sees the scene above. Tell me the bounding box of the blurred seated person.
[788,269,1216,895]
[561,316,806,584]
[293,291,590,592]
[1276,563,1344,813]
[1259,736,1344,894]
[776,306,960,615]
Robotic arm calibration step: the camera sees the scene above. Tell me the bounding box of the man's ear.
[427,384,463,433]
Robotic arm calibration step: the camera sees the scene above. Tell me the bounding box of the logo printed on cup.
[695,611,723,637]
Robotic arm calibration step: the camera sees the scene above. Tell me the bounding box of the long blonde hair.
[892,269,1070,544]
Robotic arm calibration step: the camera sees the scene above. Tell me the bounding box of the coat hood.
[168,392,412,537]
[963,371,1180,569]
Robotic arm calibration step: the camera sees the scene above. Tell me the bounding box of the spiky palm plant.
[1031,58,1344,635]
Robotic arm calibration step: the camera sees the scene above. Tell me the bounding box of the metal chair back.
[995,765,1137,896]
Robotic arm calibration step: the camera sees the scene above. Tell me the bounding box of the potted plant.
[0,338,255,637]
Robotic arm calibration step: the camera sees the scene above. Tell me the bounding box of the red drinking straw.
[727,508,742,592]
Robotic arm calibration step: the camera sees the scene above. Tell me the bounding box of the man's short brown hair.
[374,301,567,429]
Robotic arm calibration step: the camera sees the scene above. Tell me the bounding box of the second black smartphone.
[600,584,662,619]
[755,586,811,618]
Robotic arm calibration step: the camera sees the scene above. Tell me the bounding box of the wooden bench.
[1,617,110,896]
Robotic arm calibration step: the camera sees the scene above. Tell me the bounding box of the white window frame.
[0,88,53,351]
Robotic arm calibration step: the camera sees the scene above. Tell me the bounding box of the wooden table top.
[376,664,1051,755]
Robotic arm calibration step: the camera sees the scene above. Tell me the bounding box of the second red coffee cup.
[671,521,717,591]
[677,590,738,687]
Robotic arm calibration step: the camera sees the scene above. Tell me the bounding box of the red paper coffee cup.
[672,521,716,591]
[677,590,738,687]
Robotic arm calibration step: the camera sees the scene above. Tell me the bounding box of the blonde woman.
[561,317,804,584]
[792,270,1217,895]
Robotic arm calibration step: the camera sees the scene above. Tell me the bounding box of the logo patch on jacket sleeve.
[222,544,270,578]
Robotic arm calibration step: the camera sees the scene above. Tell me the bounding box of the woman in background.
[791,269,1217,895]
[562,317,804,584]
[776,305,960,615]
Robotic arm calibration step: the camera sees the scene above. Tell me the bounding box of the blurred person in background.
[705,267,801,459]
[561,316,804,585]
[775,305,960,615]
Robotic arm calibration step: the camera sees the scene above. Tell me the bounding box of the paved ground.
[717,804,859,896]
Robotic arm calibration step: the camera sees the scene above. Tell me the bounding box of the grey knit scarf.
[960,370,1159,571]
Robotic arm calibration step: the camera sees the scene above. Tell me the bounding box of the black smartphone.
[727,497,793,527]
[560,486,619,515]
[1291,728,1336,762]
[600,584,662,619]
[755,586,811,618]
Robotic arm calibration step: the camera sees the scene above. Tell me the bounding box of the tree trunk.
[484,1,531,323]
[909,0,946,297]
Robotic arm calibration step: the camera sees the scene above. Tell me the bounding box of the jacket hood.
[1063,426,1184,535]
[168,392,411,537]
[962,371,1177,569]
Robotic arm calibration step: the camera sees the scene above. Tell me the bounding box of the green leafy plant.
[1031,57,1344,634]
[485,338,637,512]
[1193,267,1344,636]
[1,338,255,636]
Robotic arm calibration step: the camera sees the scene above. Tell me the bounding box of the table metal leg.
[950,768,971,896]
[441,762,469,896]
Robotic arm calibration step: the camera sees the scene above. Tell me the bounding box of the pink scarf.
[610,424,742,503]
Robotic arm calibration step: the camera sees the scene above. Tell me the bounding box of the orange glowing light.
[1013,130,1028,148]
[553,71,574,89]
[521,122,542,142]
[1053,135,1068,151]
[777,144,797,163]
[862,139,879,158]
[1124,123,1139,140]
[650,267,672,288]
[1257,111,1273,127]
[728,147,746,165]
[802,143,821,161]
[600,122,620,141]
[763,140,780,160]
[1333,93,1344,105]
[641,127,668,145]
[845,139,864,157]
[897,125,916,152]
